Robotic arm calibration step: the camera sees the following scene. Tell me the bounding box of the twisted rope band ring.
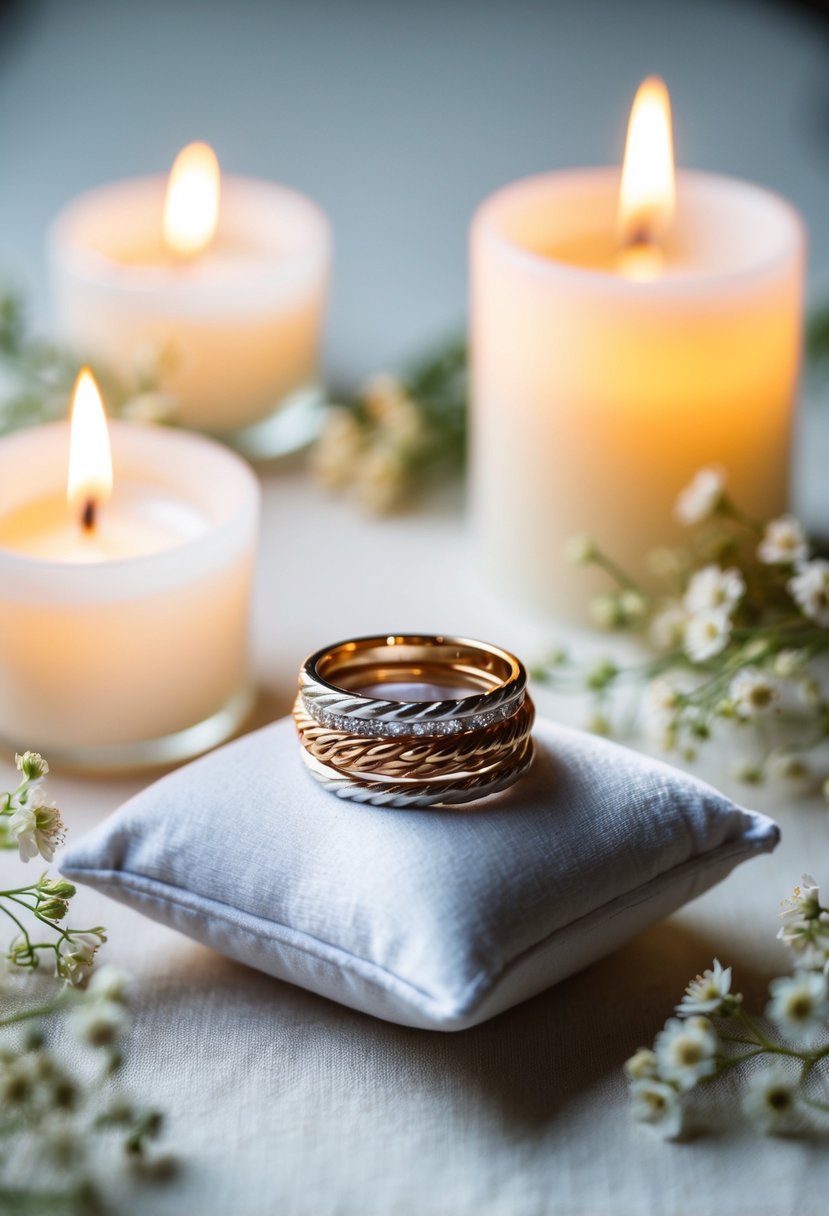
[295,634,534,807]
[298,738,535,809]
[293,694,535,780]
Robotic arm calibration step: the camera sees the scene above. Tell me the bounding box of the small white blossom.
[654,1016,718,1091]
[766,972,829,1045]
[87,965,131,1005]
[15,751,48,779]
[58,930,107,985]
[629,1078,683,1138]
[780,875,822,925]
[71,996,127,1048]
[729,669,778,718]
[676,960,738,1017]
[310,407,365,490]
[353,445,406,513]
[684,565,745,615]
[564,534,598,566]
[361,373,408,422]
[773,650,806,680]
[777,912,829,971]
[7,790,65,863]
[742,1065,801,1135]
[758,515,809,566]
[788,559,829,628]
[684,609,731,663]
[624,1048,659,1081]
[649,601,687,652]
[589,594,622,629]
[675,467,725,526]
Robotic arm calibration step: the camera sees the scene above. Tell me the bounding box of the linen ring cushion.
[61,716,779,1031]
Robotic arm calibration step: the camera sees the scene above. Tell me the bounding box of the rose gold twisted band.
[293,695,534,779]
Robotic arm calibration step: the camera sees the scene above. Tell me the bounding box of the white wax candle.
[470,169,805,618]
[48,175,331,456]
[0,421,260,769]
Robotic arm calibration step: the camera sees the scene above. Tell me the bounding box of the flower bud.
[15,751,48,780]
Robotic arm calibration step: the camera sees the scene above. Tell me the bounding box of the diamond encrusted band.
[299,634,527,728]
[294,634,533,808]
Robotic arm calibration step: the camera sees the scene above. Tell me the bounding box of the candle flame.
[163,141,221,257]
[618,76,675,251]
[67,369,112,527]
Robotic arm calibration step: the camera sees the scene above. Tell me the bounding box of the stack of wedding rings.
[293,634,534,807]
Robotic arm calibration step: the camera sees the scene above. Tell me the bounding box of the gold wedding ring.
[294,634,534,807]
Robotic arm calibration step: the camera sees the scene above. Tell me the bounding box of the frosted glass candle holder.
[49,177,332,459]
[0,421,260,770]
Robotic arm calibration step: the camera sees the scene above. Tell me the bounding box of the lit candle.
[0,370,260,769]
[48,144,331,458]
[470,78,805,618]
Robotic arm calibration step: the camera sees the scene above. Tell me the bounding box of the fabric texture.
[61,716,779,1031]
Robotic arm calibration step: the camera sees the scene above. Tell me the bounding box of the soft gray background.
[0,0,827,386]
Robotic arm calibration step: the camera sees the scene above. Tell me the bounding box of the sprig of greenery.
[0,287,166,437]
[535,470,829,788]
[0,754,171,1212]
[310,341,467,512]
[626,874,829,1139]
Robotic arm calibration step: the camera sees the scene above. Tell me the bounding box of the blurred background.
[0,0,827,388]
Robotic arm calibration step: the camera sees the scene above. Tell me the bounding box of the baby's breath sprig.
[0,755,171,1211]
[311,341,466,512]
[626,874,829,1140]
[535,467,829,789]
[0,286,171,437]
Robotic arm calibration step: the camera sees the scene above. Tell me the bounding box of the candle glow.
[618,76,676,271]
[67,368,113,528]
[163,141,221,257]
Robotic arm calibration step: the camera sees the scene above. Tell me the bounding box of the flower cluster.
[541,468,829,788]
[625,876,829,1140]
[0,755,170,1210]
[310,342,466,513]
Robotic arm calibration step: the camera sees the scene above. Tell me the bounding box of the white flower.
[684,565,745,615]
[676,959,738,1017]
[72,996,127,1048]
[765,972,829,1045]
[628,1078,683,1139]
[7,790,65,863]
[87,965,131,1005]
[729,669,778,718]
[654,1016,718,1091]
[649,601,687,652]
[353,445,406,513]
[589,594,622,629]
[310,407,364,490]
[780,875,822,925]
[58,930,107,985]
[15,751,48,779]
[564,534,598,566]
[684,609,731,662]
[361,373,408,422]
[788,559,829,627]
[773,650,806,680]
[742,1065,801,1135]
[624,1048,659,1081]
[758,515,809,566]
[675,467,725,525]
[777,912,829,971]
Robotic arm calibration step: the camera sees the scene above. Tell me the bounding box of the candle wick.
[81,499,97,533]
[622,227,656,251]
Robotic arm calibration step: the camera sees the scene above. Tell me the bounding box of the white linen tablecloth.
[2,464,828,1216]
